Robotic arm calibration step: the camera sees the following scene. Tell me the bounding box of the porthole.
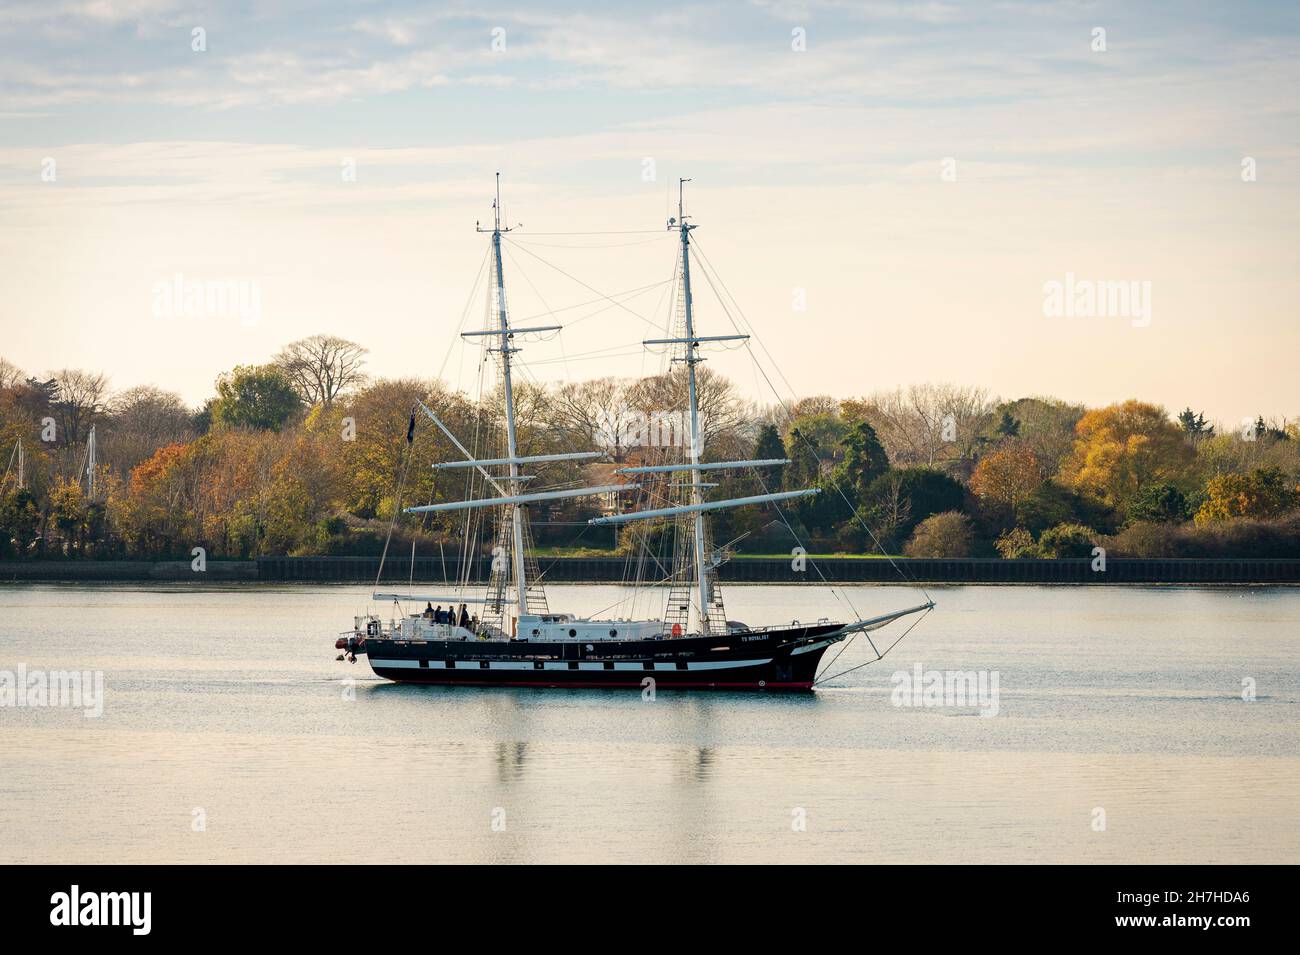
[531,629,540,637]
[609,629,618,638]
[568,628,577,637]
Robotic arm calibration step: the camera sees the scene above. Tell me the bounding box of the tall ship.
[334,176,933,690]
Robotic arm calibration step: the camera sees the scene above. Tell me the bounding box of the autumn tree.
[969,445,1042,509]
[994,526,1038,558]
[1194,467,1300,524]
[112,443,199,555]
[48,476,89,552]
[903,511,974,557]
[987,397,1083,475]
[1059,400,1194,510]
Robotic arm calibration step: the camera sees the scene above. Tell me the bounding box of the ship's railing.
[720,617,835,636]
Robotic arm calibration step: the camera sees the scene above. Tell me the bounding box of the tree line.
[1,338,1298,561]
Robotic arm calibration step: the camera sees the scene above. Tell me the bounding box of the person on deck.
[458,604,470,629]
[423,603,434,619]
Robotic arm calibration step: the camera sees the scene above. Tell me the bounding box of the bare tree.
[789,395,840,418]
[103,385,195,473]
[865,470,911,548]
[49,368,110,448]
[548,377,626,452]
[0,357,24,390]
[273,335,368,406]
[855,383,996,474]
[625,366,750,459]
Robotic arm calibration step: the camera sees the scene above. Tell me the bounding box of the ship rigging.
[334,175,934,690]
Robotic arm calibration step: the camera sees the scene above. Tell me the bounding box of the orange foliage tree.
[969,445,1042,508]
[1059,400,1193,510]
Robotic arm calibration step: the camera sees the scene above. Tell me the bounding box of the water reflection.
[494,741,528,783]
[3,583,1297,863]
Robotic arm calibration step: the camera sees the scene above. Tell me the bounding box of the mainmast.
[593,179,822,635]
[675,180,711,637]
[480,173,528,621]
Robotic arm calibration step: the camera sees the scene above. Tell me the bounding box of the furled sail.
[407,484,636,514]
[614,458,789,475]
[588,488,818,525]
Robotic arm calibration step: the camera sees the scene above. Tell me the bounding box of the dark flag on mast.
[406,409,416,444]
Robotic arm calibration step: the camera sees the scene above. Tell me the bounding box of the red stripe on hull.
[371,674,813,691]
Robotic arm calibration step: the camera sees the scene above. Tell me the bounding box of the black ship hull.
[357,623,845,691]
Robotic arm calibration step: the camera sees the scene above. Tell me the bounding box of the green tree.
[1253,416,1290,442]
[863,467,966,545]
[903,511,974,558]
[0,486,40,557]
[752,422,786,490]
[1013,480,1114,536]
[210,365,303,432]
[832,419,889,502]
[994,409,1021,438]
[994,526,1038,558]
[1037,522,1098,558]
[784,411,846,488]
[1126,482,1188,524]
[1177,408,1214,438]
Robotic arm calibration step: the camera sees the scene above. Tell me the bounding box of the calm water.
[1,582,1297,864]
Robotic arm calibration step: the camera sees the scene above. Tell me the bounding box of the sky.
[0,0,1297,427]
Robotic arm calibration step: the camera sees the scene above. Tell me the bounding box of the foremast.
[405,176,633,638]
